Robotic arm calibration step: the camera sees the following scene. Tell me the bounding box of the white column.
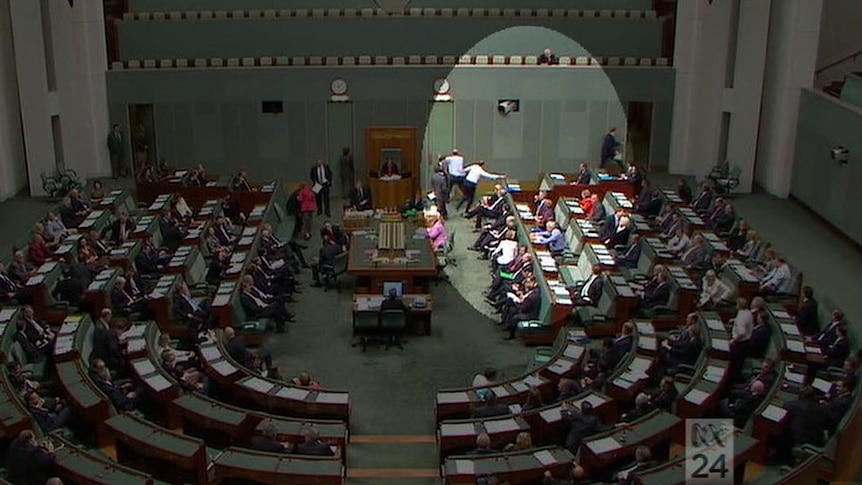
[756,0,823,196]
[668,0,734,180]
[51,0,111,179]
[9,0,56,196]
[0,0,26,200]
[725,0,771,192]
[670,0,772,193]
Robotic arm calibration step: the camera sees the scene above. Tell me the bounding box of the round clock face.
[330,78,348,95]
[433,78,450,94]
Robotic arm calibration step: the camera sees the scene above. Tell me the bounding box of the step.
[346,477,440,485]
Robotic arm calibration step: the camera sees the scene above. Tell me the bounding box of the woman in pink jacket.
[296,183,316,239]
[426,214,448,252]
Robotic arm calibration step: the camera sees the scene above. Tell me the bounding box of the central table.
[352,293,433,336]
[347,219,436,293]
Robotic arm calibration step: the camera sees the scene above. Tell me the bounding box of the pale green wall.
[791,88,862,245]
[117,17,663,59]
[128,0,653,12]
[106,66,674,186]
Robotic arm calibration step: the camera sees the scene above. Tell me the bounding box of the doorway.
[626,102,654,171]
[127,104,156,177]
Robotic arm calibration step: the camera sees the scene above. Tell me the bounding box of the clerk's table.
[347,219,436,293]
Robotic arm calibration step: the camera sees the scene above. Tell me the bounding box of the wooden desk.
[104,413,209,485]
[145,274,181,337]
[53,434,155,485]
[368,176,414,209]
[347,221,436,293]
[530,392,617,446]
[56,359,113,447]
[634,432,758,485]
[212,447,344,485]
[84,268,121,317]
[579,410,682,475]
[442,445,573,485]
[0,311,31,441]
[107,240,141,272]
[198,341,351,425]
[675,359,730,419]
[438,416,530,461]
[352,294,432,336]
[435,331,586,423]
[96,189,137,216]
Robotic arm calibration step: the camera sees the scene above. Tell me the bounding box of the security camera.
[497,99,520,116]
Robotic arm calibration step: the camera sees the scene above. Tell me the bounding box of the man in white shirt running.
[444,149,466,200]
[459,160,505,212]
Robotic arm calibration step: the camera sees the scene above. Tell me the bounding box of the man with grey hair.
[622,393,652,423]
[250,423,289,453]
[294,426,335,456]
[46,478,64,485]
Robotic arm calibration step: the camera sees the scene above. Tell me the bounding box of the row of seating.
[121,7,659,21]
[110,54,671,70]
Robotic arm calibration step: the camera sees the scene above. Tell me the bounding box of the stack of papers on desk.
[485,418,521,434]
[706,319,726,331]
[772,310,792,320]
[703,366,725,383]
[441,423,475,436]
[685,388,710,405]
[454,460,475,475]
[812,378,833,394]
[780,324,800,336]
[534,449,557,466]
[762,404,788,422]
[26,274,45,286]
[785,339,805,353]
[588,436,622,454]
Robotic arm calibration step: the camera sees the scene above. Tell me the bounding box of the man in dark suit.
[472,393,511,418]
[615,234,641,268]
[604,217,632,249]
[172,281,210,326]
[639,272,670,310]
[380,288,408,312]
[719,380,766,429]
[310,158,333,217]
[824,326,850,369]
[691,182,714,213]
[727,359,777,401]
[774,386,826,461]
[617,446,654,485]
[105,211,132,245]
[90,358,139,411]
[348,181,373,211]
[26,391,72,432]
[680,235,710,269]
[534,190,555,223]
[538,47,558,65]
[562,400,602,453]
[20,305,55,354]
[622,393,653,423]
[600,127,619,167]
[794,286,819,336]
[92,309,124,372]
[240,275,293,332]
[504,280,540,340]
[575,162,591,185]
[635,180,662,218]
[821,378,853,432]
[748,313,772,358]
[107,123,126,177]
[294,427,335,456]
[5,430,56,485]
[310,235,344,288]
[810,309,845,349]
[589,195,606,224]
[662,317,703,370]
[320,220,347,248]
[613,322,635,356]
[573,265,603,307]
[0,262,27,303]
[431,162,449,218]
[647,375,678,412]
[250,424,289,453]
[110,276,148,317]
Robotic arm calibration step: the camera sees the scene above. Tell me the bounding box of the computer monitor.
[382,281,404,297]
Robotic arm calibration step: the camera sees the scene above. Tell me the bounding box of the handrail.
[815,49,862,77]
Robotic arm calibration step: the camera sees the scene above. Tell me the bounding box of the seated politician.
[380,157,401,177]
[531,220,565,256]
[348,181,373,211]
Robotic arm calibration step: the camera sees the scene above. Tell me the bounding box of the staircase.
[346,435,441,485]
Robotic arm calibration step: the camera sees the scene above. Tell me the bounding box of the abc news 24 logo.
[685,419,735,485]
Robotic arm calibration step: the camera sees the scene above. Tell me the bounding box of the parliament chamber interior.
[0,0,860,484]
